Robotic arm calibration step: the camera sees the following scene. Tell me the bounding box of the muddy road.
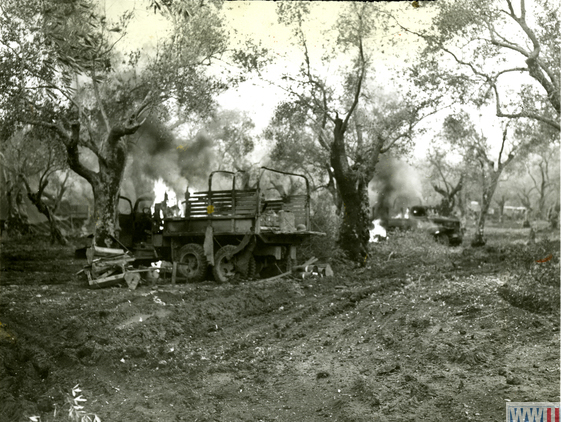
[1,227,559,421]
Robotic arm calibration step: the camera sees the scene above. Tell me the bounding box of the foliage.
[63,384,101,422]
[0,126,69,242]
[398,0,560,131]
[0,0,230,246]
[425,147,464,216]
[440,111,528,244]
[204,109,256,171]
[298,192,341,262]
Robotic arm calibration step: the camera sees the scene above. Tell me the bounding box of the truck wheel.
[213,245,238,283]
[177,244,207,282]
[435,233,450,246]
[247,255,257,279]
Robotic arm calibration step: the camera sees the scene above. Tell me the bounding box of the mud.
[0,228,559,421]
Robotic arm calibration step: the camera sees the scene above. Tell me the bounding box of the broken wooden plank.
[89,272,126,287]
[91,256,135,275]
[92,245,125,256]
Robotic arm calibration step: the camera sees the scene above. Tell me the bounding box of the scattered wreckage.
[81,167,326,287]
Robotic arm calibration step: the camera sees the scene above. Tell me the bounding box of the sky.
[104,1,433,132]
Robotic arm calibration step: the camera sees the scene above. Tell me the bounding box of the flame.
[153,178,178,205]
[369,219,387,243]
[152,178,182,217]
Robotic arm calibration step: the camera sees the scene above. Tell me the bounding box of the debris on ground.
[80,246,148,289]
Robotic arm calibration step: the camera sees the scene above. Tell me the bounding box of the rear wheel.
[247,255,257,279]
[213,245,238,283]
[177,244,207,282]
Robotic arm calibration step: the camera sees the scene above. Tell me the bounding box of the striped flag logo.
[507,403,560,422]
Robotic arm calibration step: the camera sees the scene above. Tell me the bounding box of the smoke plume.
[121,117,216,204]
[369,157,423,222]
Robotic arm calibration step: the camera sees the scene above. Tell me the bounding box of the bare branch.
[492,84,560,130]
[343,25,366,131]
[91,67,111,133]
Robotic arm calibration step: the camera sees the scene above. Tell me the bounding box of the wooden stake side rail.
[187,189,259,218]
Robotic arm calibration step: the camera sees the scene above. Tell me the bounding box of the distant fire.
[369,219,387,243]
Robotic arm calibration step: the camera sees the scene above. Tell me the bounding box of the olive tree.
[0,0,229,247]
[270,3,439,263]
[397,0,560,132]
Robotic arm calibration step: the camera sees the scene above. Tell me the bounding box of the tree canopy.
[0,0,231,246]
[395,0,559,131]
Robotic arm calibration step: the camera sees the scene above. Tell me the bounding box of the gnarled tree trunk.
[64,121,140,249]
[91,126,131,248]
[330,117,371,263]
[473,167,504,247]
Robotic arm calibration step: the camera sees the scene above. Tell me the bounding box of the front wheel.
[177,243,207,282]
[435,233,450,246]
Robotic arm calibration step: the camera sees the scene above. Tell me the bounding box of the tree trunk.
[6,182,31,236]
[64,121,133,249]
[26,193,66,245]
[326,166,343,215]
[21,176,67,245]
[338,179,371,263]
[537,181,547,219]
[330,117,371,263]
[472,175,500,247]
[433,176,462,217]
[92,162,126,249]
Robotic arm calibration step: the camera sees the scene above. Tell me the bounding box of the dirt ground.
[0,224,559,422]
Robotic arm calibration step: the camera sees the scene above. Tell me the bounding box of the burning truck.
[370,205,463,246]
[113,167,325,283]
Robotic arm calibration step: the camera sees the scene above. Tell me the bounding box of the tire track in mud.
[1,241,559,421]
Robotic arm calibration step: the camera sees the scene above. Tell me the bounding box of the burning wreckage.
[82,168,326,287]
[369,205,463,246]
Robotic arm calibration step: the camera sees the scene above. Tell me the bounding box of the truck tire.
[435,233,450,246]
[213,245,238,283]
[247,255,257,279]
[177,244,207,282]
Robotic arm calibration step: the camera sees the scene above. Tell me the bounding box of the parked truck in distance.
[116,167,325,283]
[385,205,463,246]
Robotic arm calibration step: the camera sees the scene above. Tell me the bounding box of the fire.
[369,219,387,243]
[153,179,178,205]
[152,178,182,217]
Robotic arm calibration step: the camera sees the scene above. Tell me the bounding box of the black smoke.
[369,157,423,224]
[121,117,215,204]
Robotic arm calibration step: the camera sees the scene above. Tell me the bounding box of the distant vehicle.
[385,205,463,246]
[116,167,325,282]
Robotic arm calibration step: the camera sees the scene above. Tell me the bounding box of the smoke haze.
[369,157,423,221]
